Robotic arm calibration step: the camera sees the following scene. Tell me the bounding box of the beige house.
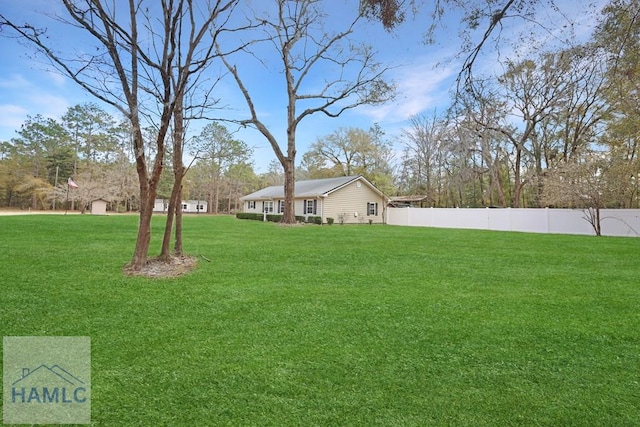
[240,175,388,224]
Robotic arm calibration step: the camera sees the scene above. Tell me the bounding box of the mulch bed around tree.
[123,255,198,278]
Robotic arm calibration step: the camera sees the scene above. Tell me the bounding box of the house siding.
[323,181,385,224]
[240,176,386,223]
[243,200,285,215]
[243,198,323,218]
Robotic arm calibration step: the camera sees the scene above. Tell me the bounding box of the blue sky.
[0,1,605,173]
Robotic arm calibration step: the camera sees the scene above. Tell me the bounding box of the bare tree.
[157,0,248,261]
[1,1,242,270]
[463,46,610,207]
[465,54,571,207]
[399,112,455,206]
[217,0,394,223]
[543,151,633,236]
[302,126,392,177]
[190,123,252,214]
[595,0,640,207]
[453,87,512,207]
[360,0,591,90]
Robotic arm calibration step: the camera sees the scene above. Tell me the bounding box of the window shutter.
[313,199,317,214]
[375,202,378,216]
[367,202,371,215]
[303,199,307,214]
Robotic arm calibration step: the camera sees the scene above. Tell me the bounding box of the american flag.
[68,177,79,189]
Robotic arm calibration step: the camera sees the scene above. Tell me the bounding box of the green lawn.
[1,214,639,426]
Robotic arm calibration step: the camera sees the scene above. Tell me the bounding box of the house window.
[182,204,188,210]
[278,200,285,213]
[248,201,256,209]
[196,205,204,211]
[367,202,378,216]
[304,199,317,214]
[264,201,274,213]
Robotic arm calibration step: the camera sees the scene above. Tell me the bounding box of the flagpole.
[54,166,59,210]
[65,179,69,216]
[65,177,79,214]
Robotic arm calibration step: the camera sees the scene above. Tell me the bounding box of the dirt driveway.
[0,209,81,216]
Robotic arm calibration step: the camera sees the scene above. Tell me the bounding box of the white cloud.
[45,70,68,88]
[0,105,29,141]
[0,104,29,128]
[0,92,71,141]
[358,58,457,123]
[28,93,71,119]
[0,74,30,89]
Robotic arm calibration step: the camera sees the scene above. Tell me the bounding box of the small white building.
[180,200,207,213]
[91,198,108,215]
[153,199,207,214]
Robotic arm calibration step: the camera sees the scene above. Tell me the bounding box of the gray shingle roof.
[241,176,363,200]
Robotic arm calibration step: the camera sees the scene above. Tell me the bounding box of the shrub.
[266,214,283,223]
[326,217,334,225]
[236,212,324,224]
[236,212,263,221]
[305,216,322,225]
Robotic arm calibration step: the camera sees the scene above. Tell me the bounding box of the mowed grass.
[1,214,639,426]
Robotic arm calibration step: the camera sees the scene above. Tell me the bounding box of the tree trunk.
[282,104,297,224]
[282,157,296,223]
[129,122,165,270]
[213,178,219,214]
[160,180,180,260]
[174,185,184,256]
[173,101,185,255]
[512,148,522,207]
[161,98,185,260]
[130,189,154,269]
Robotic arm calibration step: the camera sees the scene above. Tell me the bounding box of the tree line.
[393,0,639,213]
[0,107,268,215]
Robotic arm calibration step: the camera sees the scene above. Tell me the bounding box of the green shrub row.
[235,212,263,221]
[235,212,330,224]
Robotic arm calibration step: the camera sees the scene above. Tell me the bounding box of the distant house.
[240,175,388,224]
[153,199,207,214]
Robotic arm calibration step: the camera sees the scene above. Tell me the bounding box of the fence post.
[486,207,490,231]
[545,207,550,233]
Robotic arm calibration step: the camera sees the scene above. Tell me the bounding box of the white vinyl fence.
[386,208,640,237]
